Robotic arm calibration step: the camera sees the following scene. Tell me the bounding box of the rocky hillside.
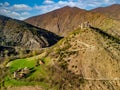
[2,26,120,90]
[25,5,120,37]
[91,4,120,21]
[0,15,61,50]
[44,26,120,89]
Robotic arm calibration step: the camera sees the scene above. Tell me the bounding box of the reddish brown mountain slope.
[25,6,87,36]
[91,4,120,21]
[25,6,120,37]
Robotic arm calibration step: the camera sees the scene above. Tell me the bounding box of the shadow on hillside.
[90,26,120,44]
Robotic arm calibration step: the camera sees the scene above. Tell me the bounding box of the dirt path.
[1,86,43,90]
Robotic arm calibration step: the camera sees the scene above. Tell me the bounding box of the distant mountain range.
[91,4,120,21]
[25,6,86,36]
[25,4,120,37]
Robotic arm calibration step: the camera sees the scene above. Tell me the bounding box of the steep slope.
[91,4,120,21]
[45,26,120,89]
[0,15,61,50]
[25,6,120,37]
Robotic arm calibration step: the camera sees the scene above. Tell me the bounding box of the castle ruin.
[80,22,90,29]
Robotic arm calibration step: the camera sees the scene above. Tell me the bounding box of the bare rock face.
[0,15,61,50]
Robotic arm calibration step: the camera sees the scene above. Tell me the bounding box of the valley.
[0,4,120,90]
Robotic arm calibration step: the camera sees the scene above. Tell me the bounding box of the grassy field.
[9,58,36,73]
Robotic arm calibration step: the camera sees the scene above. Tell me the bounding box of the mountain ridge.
[91,4,120,21]
[25,5,120,37]
[0,15,61,50]
[25,6,87,36]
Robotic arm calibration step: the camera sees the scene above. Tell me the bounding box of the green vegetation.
[0,54,54,89]
[4,76,33,86]
[9,58,36,73]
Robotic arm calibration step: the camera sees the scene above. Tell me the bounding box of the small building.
[22,67,30,74]
[80,21,90,29]
[13,67,30,79]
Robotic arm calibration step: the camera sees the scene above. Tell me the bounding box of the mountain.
[25,5,120,37]
[0,15,61,50]
[91,4,120,21]
[1,5,120,90]
[25,6,87,36]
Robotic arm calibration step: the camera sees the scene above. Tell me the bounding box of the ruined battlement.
[79,22,91,29]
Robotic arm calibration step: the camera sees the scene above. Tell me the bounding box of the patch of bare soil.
[2,86,43,90]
